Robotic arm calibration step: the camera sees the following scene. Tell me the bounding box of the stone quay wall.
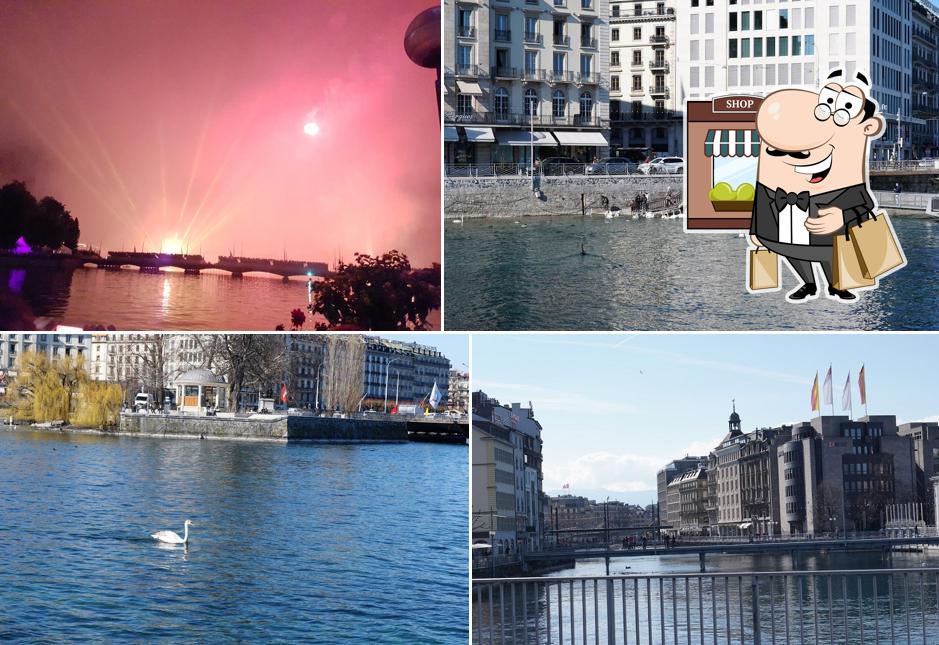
[118,414,408,442]
[445,176,681,219]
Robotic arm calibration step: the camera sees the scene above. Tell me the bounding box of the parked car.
[540,157,582,176]
[637,156,684,175]
[587,157,637,175]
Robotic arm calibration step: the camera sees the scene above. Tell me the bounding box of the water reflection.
[446,216,939,330]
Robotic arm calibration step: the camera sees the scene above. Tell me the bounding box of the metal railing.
[524,32,543,45]
[459,26,476,38]
[443,111,609,128]
[473,568,939,644]
[872,190,938,211]
[445,163,679,181]
[870,159,939,173]
[554,34,571,46]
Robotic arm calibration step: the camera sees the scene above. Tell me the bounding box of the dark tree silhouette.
[0,181,38,248]
[311,250,440,330]
[0,181,81,250]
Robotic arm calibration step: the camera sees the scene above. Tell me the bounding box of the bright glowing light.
[303,121,320,137]
[161,237,184,254]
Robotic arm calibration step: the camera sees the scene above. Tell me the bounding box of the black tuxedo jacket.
[749,183,875,246]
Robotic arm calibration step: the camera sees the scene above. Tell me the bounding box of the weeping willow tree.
[322,336,365,413]
[72,381,124,428]
[4,351,122,427]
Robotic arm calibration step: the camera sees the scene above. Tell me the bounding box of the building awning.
[456,80,483,95]
[739,522,752,529]
[494,130,558,147]
[705,129,761,157]
[553,131,610,146]
[465,127,495,143]
[444,126,459,142]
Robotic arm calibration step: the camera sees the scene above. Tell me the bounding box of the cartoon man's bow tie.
[774,188,810,211]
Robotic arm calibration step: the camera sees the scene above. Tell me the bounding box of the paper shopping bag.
[850,212,905,279]
[832,232,875,291]
[748,248,779,291]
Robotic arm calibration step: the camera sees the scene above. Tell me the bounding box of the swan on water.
[151,519,192,544]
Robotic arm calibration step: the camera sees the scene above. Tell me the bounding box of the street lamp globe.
[404,6,440,69]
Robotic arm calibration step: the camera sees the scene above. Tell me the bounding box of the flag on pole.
[859,365,867,405]
[811,373,820,411]
[823,366,833,406]
[429,381,442,410]
[280,383,288,404]
[842,373,852,411]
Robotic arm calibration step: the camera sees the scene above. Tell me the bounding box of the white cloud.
[474,380,638,415]
[544,451,664,492]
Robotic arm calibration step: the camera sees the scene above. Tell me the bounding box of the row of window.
[610,2,667,19]
[729,34,818,59]
[456,89,595,120]
[689,61,818,90]
[845,479,893,493]
[611,25,667,42]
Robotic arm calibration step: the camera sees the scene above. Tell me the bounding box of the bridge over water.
[86,252,331,278]
[523,535,939,573]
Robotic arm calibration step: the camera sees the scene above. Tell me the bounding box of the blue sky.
[379,333,468,372]
[473,333,939,505]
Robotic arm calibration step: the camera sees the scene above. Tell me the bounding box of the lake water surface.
[445,215,939,331]
[0,429,467,643]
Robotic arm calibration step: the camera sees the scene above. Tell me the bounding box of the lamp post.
[404,6,442,122]
[383,357,401,413]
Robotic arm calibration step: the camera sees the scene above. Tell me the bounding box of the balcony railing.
[578,72,601,84]
[549,70,575,82]
[649,85,669,98]
[453,64,487,78]
[523,32,543,45]
[523,68,547,81]
[630,87,645,97]
[445,110,609,129]
[582,37,598,49]
[458,26,476,38]
[492,66,519,79]
[473,568,939,644]
[553,34,570,46]
[493,29,511,42]
[650,34,670,45]
[649,59,669,72]
[614,109,678,121]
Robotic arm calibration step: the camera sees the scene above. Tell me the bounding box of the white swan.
[151,519,192,544]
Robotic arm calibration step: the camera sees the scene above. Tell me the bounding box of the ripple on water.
[445,216,939,330]
[0,432,468,643]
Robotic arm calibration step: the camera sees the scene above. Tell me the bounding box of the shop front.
[685,95,764,230]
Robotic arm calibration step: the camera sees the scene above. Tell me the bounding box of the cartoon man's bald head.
[755,70,885,194]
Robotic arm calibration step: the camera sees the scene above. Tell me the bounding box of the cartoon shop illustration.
[685,70,906,303]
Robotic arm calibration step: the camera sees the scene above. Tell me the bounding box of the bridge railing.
[473,568,939,644]
[870,160,939,173]
[872,190,938,211]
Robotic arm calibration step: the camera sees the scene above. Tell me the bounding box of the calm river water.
[0,267,440,331]
[445,215,939,331]
[0,430,467,643]
[475,550,939,644]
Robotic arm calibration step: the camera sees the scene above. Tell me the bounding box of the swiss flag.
[391,405,398,414]
[280,383,288,404]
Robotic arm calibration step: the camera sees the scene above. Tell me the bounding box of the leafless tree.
[814,481,842,534]
[322,336,365,413]
[203,335,288,411]
[130,335,172,409]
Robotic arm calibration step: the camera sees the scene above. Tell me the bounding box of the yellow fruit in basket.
[709,182,734,201]
[735,183,755,201]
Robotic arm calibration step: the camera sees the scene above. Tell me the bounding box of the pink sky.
[0,1,440,267]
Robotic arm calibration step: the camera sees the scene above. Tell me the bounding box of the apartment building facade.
[362,337,451,409]
[608,0,681,157]
[657,455,706,529]
[443,0,611,168]
[0,334,91,396]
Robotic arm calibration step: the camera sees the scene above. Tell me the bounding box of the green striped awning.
[704,129,760,157]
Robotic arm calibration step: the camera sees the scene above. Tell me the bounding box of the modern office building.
[898,421,939,522]
[676,0,934,160]
[472,391,546,553]
[608,0,682,157]
[443,0,611,168]
[776,415,916,535]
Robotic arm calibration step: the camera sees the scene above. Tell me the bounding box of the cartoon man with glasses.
[749,70,888,302]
